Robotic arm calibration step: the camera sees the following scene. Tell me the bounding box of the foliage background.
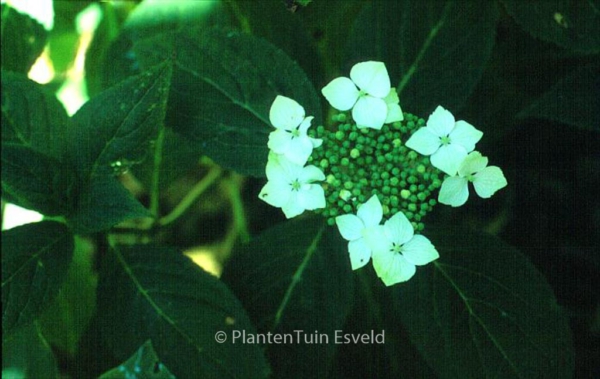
[1,0,598,378]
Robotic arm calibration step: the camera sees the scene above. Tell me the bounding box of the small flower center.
[440,135,451,145]
[287,126,301,139]
[290,179,302,191]
[358,89,367,98]
[389,242,403,254]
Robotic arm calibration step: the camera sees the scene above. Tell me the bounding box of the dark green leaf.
[518,64,600,132]
[501,0,600,54]
[345,1,499,115]
[394,225,574,378]
[97,244,270,378]
[133,27,322,177]
[229,0,324,87]
[69,61,172,179]
[221,218,355,378]
[1,143,76,216]
[98,340,175,379]
[2,323,59,378]
[2,221,74,339]
[1,70,71,160]
[67,175,150,234]
[0,4,47,73]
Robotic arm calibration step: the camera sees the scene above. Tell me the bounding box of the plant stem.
[149,127,165,218]
[222,174,250,244]
[158,166,222,227]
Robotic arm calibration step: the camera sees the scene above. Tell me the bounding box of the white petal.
[297,184,326,210]
[348,238,372,270]
[298,116,313,134]
[336,214,364,241]
[267,130,291,154]
[438,176,469,207]
[265,156,287,181]
[269,95,305,129]
[357,195,383,227]
[362,225,391,255]
[426,106,455,137]
[349,61,390,98]
[285,136,314,165]
[458,151,488,177]
[383,211,414,245]
[401,235,439,265]
[310,137,323,148]
[321,77,359,111]
[375,252,416,286]
[385,103,404,123]
[299,165,325,183]
[430,144,468,176]
[405,127,441,156]
[352,96,387,130]
[450,120,483,152]
[281,195,305,218]
[473,166,507,198]
[258,180,291,208]
[273,154,303,180]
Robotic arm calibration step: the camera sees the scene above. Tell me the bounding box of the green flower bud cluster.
[308,112,443,230]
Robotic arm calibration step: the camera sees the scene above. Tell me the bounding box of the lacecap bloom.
[259,153,326,218]
[268,95,322,166]
[335,195,383,270]
[438,151,508,207]
[406,106,483,176]
[321,61,403,130]
[364,211,439,286]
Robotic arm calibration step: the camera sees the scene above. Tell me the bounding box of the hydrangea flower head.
[438,151,508,207]
[335,195,383,270]
[363,211,439,286]
[321,61,403,130]
[406,106,483,175]
[268,95,322,166]
[259,153,326,218]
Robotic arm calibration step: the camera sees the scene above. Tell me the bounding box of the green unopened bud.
[341,157,350,166]
[417,164,426,174]
[400,189,411,199]
[350,148,360,159]
[327,174,336,184]
[335,130,345,140]
[320,159,329,168]
[339,189,352,201]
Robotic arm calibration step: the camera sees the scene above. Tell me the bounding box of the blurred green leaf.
[1,143,76,216]
[1,70,71,160]
[2,323,59,378]
[0,4,47,74]
[222,218,355,378]
[38,236,97,356]
[394,225,574,378]
[97,244,270,378]
[133,27,322,177]
[518,64,600,132]
[501,0,600,54]
[2,221,74,339]
[98,340,175,379]
[345,1,499,115]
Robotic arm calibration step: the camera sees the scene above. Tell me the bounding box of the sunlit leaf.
[394,225,574,378]
[345,1,499,115]
[2,221,74,339]
[222,218,354,378]
[97,244,270,378]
